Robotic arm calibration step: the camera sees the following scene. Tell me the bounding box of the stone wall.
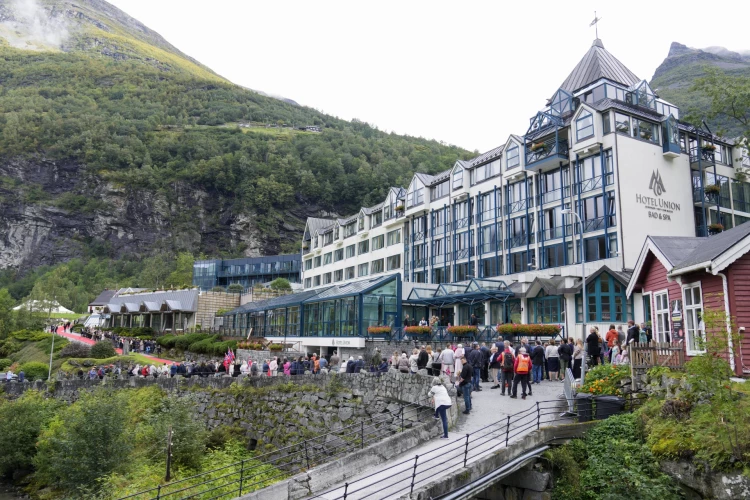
[236,349,306,366]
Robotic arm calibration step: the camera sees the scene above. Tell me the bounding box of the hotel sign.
[636,170,681,221]
[300,337,366,348]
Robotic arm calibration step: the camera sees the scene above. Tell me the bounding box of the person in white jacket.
[439,346,455,379]
[269,357,278,376]
[453,344,465,379]
[240,360,249,375]
[428,377,452,439]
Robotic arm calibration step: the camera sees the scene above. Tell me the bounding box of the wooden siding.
[641,257,683,343]
[728,253,750,376]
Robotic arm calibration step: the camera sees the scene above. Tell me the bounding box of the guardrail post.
[463,433,470,467]
[401,408,404,432]
[505,415,511,447]
[536,402,540,430]
[156,485,161,500]
[238,459,245,496]
[361,420,364,449]
[343,482,349,500]
[304,440,311,470]
[410,455,420,493]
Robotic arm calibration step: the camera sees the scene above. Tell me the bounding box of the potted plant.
[708,223,724,234]
[447,325,478,336]
[404,326,431,336]
[367,326,392,335]
[269,343,283,352]
[530,142,546,153]
[495,323,562,337]
[394,204,405,212]
[702,143,717,152]
[704,184,721,196]
[735,168,748,183]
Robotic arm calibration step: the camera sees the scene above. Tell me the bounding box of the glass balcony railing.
[525,137,570,168]
[689,147,716,164]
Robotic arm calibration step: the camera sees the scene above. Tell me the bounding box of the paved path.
[54,328,173,364]
[307,379,568,499]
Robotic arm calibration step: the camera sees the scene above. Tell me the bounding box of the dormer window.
[453,167,463,190]
[431,181,449,201]
[358,215,365,231]
[371,210,383,228]
[576,110,594,141]
[506,145,520,169]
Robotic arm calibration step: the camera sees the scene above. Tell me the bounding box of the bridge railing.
[116,393,436,500]
[307,395,644,500]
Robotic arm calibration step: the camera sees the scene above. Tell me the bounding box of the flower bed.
[580,364,630,396]
[404,326,431,335]
[237,341,263,350]
[495,324,561,336]
[447,325,478,335]
[269,343,283,352]
[367,326,392,335]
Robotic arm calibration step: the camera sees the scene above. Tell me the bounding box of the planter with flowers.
[268,343,284,352]
[368,326,392,336]
[405,326,431,338]
[495,323,562,337]
[530,142,547,153]
[702,143,717,153]
[708,223,724,234]
[447,325,478,337]
[704,184,721,195]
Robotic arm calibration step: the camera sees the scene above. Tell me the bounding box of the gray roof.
[227,288,328,315]
[305,217,334,240]
[428,169,452,186]
[105,289,200,312]
[649,236,707,267]
[414,172,435,186]
[362,201,384,215]
[671,222,750,271]
[467,145,504,168]
[557,39,640,97]
[591,98,663,122]
[89,289,116,306]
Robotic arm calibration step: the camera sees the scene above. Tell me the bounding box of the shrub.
[237,341,262,350]
[268,343,283,352]
[495,324,561,336]
[580,364,630,396]
[91,341,117,359]
[269,278,291,291]
[19,361,50,381]
[157,335,177,348]
[174,333,211,350]
[59,342,92,359]
[10,330,50,342]
[0,358,11,371]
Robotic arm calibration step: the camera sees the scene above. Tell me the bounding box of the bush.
[71,324,84,333]
[59,342,92,358]
[268,343,283,352]
[0,358,11,371]
[174,333,211,350]
[227,284,244,293]
[580,364,630,396]
[10,330,50,342]
[91,341,117,359]
[19,361,50,381]
[269,278,291,291]
[157,335,177,348]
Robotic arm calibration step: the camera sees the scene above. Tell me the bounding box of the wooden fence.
[630,341,686,370]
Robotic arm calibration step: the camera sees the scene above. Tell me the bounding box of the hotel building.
[224,39,750,354]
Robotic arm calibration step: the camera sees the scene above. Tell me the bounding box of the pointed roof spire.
[555,39,640,96]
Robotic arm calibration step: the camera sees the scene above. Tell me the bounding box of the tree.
[0,288,15,338]
[35,390,132,492]
[138,253,173,289]
[269,278,292,291]
[166,252,195,289]
[91,341,116,359]
[26,266,73,315]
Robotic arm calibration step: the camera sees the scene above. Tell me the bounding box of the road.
[306,378,567,499]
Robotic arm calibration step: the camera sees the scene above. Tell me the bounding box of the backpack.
[503,352,514,371]
[516,355,530,374]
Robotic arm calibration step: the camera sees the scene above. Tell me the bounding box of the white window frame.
[682,281,706,355]
[653,289,670,343]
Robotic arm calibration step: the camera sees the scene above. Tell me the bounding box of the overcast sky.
[109,0,750,153]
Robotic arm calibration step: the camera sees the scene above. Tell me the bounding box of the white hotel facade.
[226,39,750,351]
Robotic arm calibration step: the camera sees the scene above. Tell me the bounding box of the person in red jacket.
[511,347,531,399]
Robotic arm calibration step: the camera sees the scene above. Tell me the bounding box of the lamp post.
[561,209,587,341]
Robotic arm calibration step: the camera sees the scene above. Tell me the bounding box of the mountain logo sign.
[649,170,666,197]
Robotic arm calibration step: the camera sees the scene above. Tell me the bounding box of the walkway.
[54,327,173,364]
[306,379,566,499]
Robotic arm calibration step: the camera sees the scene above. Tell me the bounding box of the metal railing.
[379,327,563,345]
[117,393,436,500]
[307,395,643,500]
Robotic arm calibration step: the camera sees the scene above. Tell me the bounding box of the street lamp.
[561,209,587,341]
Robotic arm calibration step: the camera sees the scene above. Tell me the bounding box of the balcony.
[408,232,428,244]
[575,173,613,195]
[453,247,474,260]
[689,147,716,166]
[506,234,528,249]
[507,198,529,215]
[454,216,471,230]
[525,136,570,171]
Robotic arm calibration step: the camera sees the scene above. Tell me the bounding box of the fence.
[629,341,685,370]
[369,326,566,345]
[307,395,642,500]
[117,397,435,500]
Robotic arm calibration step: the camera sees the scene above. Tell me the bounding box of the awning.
[406,278,513,307]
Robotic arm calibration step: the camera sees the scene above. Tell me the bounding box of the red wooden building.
[627,223,750,377]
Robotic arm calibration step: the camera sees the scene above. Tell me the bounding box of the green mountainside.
[651,42,750,136]
[0,0,472,286]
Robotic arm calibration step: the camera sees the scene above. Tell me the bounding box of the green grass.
[60,354,161,372]
[49,313,85,320]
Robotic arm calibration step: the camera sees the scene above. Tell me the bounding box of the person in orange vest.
[510,347,531,400]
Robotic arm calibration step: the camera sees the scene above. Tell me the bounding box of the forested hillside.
[0,0,472,309]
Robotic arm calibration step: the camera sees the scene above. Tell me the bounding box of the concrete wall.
[196,291,240,330]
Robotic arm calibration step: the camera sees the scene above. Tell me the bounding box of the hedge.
[0,358,11,371]
[495,324,561,336]
[19,361,49,381]
[174,333,211,350]
[447,326,478,335]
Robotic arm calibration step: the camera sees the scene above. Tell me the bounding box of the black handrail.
[117,394,436,500]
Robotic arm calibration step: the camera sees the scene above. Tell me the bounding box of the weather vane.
[590,11,602,39]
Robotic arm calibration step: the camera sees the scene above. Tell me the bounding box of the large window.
[324,232,334,245]
[304,259,312,271]
[387,229,401,246]
[323,252,332,265]
[541,244,565,269]
[506,144,520,169]
[575,273,631,322]
[344,223,357,238]
[481,257,501,278]
[508,251,528,274]
[323,272,332,284]
[654,291,670,343]
[684,284,705,353]
[387,254,401,270]
[334,270,343,282]
[345,244,355,258]
[304,277,311,288]
[431,181,449,201]
[314,256,321,268]
[358,263,369,277]
[576,110,594,141]
[471,159,501,185]
[313,275,321,287]
[407,185,424,207]
[602,111,611,135]
[453,167,463,190]
[614,112,659,144]
[345,266,355,280]
[530,291,563,323]
[371,211,383,228]
[334,249,344,262]
[371,259,384,274]
[358,240,369,255]
[372,235,385,250]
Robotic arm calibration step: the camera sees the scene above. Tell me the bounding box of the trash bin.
[594,395,625,419]
[575,393,593,422]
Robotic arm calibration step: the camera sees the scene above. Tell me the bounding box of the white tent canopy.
[13,300,75,314]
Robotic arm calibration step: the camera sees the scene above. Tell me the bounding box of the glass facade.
[192,255,301,290]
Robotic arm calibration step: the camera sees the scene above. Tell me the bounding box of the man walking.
[499,343,515,395]
[558,338,572,378]
[511,347,531,399]
[626,320,640,345]
[531,341,545,384]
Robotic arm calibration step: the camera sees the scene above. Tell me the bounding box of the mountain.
[651,41,750,136]
[0,0,472,274]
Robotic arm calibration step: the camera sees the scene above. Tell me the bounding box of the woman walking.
[586,327,601,366]
[428,377,452,439]
[573,339,584,378]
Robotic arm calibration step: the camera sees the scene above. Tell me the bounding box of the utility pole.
[165,425,173,482]
[47,294,56,381]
